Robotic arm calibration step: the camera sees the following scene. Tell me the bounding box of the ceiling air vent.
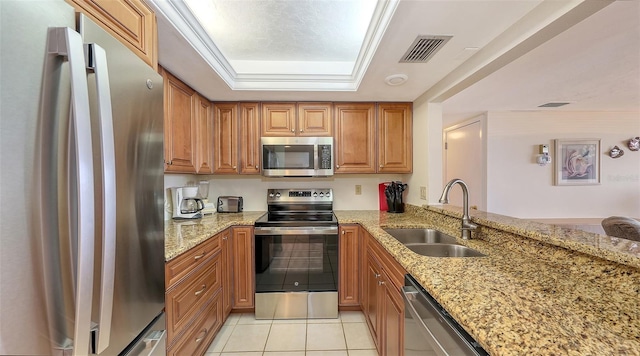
[538,102,571,108]
[400,35,452,63]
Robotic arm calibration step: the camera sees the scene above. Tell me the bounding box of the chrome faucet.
[439,179,478,239]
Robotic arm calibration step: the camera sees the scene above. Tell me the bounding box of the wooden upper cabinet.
[239,103,261,174]
[163,69,196,173]
[213,103,238,174]
[195,95,214,174]
[297,103,332,136]
[66,0,157,69]
[378,103,412,173]
[262,102,332,137]
[261,103,296,137]
[334,103,376,173]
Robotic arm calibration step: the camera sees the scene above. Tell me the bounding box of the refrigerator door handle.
[44,27,96,356]
[85,42,116,354]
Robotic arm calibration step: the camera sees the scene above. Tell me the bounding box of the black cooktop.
[254,211,338,227]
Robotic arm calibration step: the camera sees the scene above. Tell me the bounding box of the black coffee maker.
[384,181,408,213]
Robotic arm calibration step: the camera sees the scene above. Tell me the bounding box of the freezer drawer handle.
[194,284,207,296]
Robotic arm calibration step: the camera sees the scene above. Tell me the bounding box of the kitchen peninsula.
[164,206,640,355]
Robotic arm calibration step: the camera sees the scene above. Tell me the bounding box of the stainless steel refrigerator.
[1,1,165,355]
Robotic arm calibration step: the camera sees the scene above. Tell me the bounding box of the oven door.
[254,225,339,319]
[254,226,338,292]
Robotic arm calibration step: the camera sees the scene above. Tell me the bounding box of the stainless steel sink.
[383,228,458,245]
[383,228,485,257]
[405,243,485,257]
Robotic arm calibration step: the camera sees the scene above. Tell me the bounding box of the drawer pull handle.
[194,284,207,296]
[378,281,385,286]
[373,273,380,279]
[195,328,208,343]
[193,252,206,260]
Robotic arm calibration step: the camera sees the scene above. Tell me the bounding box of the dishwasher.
[403,274,488,356]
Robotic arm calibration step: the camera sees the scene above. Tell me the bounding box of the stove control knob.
[313,192,318,197]
[319,192,324,197]
[269,192,275,198]
[275,192,281,198]
[325,191,331,197]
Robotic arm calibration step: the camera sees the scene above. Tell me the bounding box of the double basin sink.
[383,228,485,257]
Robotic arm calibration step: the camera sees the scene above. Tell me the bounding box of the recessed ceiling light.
[385,74,408,86]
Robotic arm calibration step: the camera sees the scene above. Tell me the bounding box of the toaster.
[217,196,243,213]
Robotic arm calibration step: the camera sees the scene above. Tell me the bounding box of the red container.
[379,182,390,211]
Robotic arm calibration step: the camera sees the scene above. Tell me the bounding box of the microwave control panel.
[319,145,332,169]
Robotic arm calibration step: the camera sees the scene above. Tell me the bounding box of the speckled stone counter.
[164,211,265,261]
[335,206,640,356]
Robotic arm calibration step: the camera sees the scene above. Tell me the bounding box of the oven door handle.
[254,226,338,236]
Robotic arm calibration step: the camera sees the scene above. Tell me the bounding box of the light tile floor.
[205,311,378,356]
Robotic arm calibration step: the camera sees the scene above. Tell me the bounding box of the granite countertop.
[164,211,265,261]
[335,207,640,355]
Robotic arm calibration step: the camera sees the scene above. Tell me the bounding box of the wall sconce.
[536,144,551,166]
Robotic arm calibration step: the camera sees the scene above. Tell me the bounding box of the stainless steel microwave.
[261,137,333,177]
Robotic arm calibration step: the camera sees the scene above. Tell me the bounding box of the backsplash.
[163,173,408,218]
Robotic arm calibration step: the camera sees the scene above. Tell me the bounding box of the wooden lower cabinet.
[221,229,233,316]
[364,250,382,350]
[362,229,407,356]
[339,225,360,306]
[165,230,228,355]
[232,226,255,309]
[382,270,404,356]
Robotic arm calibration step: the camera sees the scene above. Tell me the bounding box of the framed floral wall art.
[554,139,601,185]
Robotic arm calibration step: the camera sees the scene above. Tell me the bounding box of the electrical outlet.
[355,185,362,195]
[420,186,427,200]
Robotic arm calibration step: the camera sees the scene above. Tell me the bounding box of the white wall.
[486,111,640,218]
[406,98,443,206]
[165,173,407,213]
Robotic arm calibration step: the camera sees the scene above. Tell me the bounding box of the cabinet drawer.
[166,253,221,343]
[168,293,222,356]
[166,233,222,289]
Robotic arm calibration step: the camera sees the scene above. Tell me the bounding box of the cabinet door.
[334,103,376,173]
[239,103,261,174]
[364,250,382,350]
[297,102,332,136]
[339,225,360,306]
[232,226,255,309]
[195,94,214,174]
[213,103,238,174]
[378,103,412,173]
[66,0,157,69]
[382,271,404,356]
[221,229,233,317]
[163,70,196,173]
[261,102,296,137]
